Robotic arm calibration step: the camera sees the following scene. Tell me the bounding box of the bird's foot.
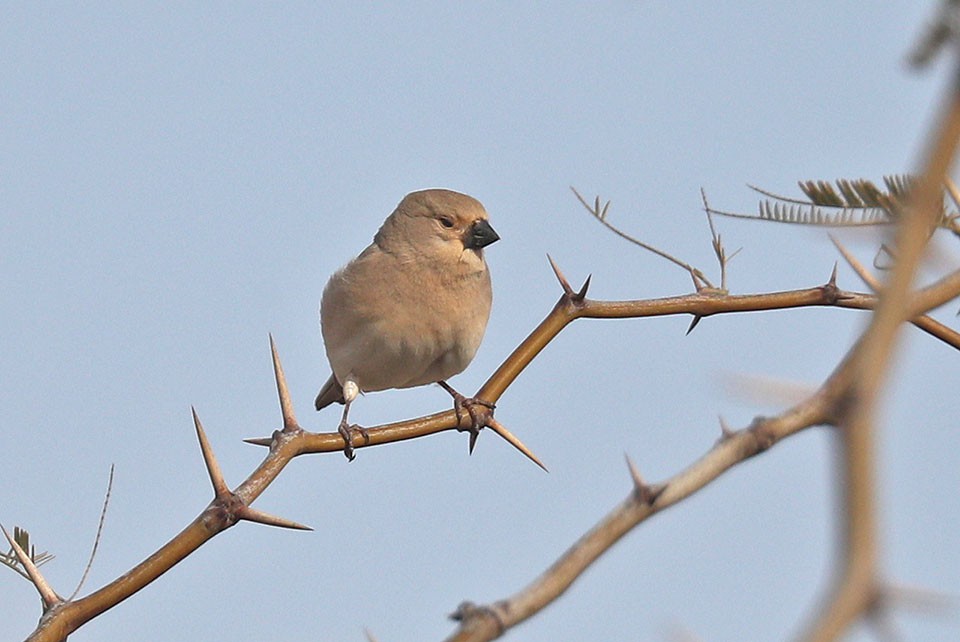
[438,381,495,454]
[337,422,369,462]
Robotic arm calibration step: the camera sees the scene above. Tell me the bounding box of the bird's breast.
[321,247,492,394]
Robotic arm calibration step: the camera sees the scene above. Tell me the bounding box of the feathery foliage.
[706,175,960,236]
[1,527,54,581]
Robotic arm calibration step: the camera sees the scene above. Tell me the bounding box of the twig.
[444,359,839,641]
[702,188,740,292]
[67,465,115,601]
[797,49,960,642]
[572,186,715,291]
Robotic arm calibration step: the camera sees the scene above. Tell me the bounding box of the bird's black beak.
[465,219,500,249]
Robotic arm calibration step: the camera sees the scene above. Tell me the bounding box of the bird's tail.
[314,373,346,410]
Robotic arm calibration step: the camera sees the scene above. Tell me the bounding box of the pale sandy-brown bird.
[315,189,499,459]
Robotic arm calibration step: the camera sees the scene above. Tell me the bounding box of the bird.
[315,188,500,460]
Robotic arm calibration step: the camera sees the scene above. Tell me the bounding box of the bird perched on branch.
[315,188,500,460]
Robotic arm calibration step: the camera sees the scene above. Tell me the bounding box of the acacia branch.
[441,256,960,640]
[444,52,960,641]
[797,54,960,642]
[15,243,960,642]
[444,392,836,641]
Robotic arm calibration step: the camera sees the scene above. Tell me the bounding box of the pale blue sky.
[3,3,958,641]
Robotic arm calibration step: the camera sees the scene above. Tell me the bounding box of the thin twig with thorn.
[572,186,715,290]
[702,189,740,292]
[68,464,115,601]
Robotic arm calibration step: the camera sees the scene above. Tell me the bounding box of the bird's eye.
[438,216,455,228]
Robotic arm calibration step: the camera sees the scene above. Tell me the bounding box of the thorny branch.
[9,9,960,642]
[445,26,960,642]
[11,124,960,642]
[797,53,960,642]
[10,237,960,641]
[443,251,960,641]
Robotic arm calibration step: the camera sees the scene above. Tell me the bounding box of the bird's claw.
[338,422,369,461]
[437,381,495,454]
[454,395,496,454]
[458,397,495,427]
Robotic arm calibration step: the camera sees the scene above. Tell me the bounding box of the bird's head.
[377,189,499,267]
